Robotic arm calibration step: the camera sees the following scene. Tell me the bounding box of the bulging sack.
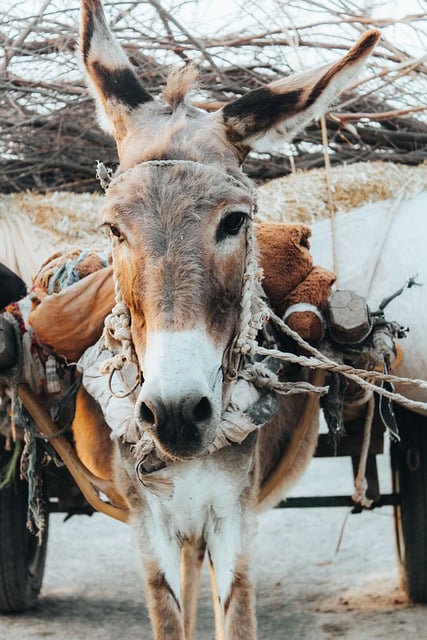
[29,264,114,363]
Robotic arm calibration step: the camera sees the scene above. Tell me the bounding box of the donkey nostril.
[193,396,212,423]
[140,402,156,426]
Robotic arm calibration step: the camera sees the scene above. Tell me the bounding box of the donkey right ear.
[218,30,380,160]
[80,0,153,143]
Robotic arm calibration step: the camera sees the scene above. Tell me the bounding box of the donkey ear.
[220,30,380,158]
[80,0,153,142]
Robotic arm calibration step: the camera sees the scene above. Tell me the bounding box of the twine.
[352,394,375,509]
[225,214,268,379]
[254,312,427,415]
[100,270,138,393]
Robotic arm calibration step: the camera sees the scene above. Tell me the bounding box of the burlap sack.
[29,266,114,363]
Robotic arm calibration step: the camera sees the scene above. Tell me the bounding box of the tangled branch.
[1,0,426,192]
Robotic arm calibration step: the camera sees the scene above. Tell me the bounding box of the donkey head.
[81,0,379,460]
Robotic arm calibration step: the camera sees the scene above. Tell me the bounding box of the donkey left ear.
[219,30,380,159]
[81,0,153,144]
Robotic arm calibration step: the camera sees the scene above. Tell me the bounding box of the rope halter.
[97,158,267,387]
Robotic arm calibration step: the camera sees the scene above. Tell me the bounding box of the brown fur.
[162,65,199,109]
[223,561,257,639]
[144,562,185,640]
[181,540,206,639]
[73,387,114,480]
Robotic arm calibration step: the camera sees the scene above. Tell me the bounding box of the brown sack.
[29,266,114,362]
[255,222,313,310]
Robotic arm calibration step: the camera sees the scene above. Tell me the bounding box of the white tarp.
[310,191,427,412]
[0,214,54,285]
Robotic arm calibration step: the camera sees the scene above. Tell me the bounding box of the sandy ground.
[1,450,426,640]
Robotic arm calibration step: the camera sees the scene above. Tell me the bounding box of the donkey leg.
[207,510,257,640]
[130,515,185,640]
[209,558,226,640]
[224,556,256,640]
[209,553,256,640]
[181,539,206,640]
[143,557,185,640]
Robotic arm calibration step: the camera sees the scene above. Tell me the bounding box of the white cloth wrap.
[77,340,140,441]
[77,341,264,445]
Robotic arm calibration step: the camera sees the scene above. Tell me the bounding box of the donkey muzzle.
[137,390,214,458]
[136,327,223,458]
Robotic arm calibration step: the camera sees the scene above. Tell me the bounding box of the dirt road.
[1,453,426,640]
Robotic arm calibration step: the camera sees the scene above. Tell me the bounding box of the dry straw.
[1,161,426,257]
[257,161,427,224]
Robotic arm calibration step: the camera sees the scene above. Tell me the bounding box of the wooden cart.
[1,303,426,612]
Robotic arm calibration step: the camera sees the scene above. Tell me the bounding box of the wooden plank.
[275,494,400,508]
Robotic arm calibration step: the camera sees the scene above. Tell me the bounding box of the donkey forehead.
[103,163,251,331]
[103,163,254,229]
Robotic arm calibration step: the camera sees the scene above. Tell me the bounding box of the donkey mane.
[119,111,236,172]
[162,64,199,109]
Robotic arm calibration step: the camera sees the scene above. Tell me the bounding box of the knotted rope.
[100,267,139,396]
[255,313,427,414]
[225,209,269,380]
[352,394,375,509]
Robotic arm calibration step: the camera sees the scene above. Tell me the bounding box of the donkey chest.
[144,458,248,542]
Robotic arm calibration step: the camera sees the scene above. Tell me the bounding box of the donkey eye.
[104,223,123,242]
[217,211,247,242]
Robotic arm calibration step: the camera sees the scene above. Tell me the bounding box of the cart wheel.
[0,441,49,613]
[391,405,427,602]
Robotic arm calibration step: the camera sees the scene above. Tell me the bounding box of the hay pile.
[1,162,426,251]
[0,191,105,249]
[257,161,427,224]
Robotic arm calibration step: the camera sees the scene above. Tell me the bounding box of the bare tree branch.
[0,0,426,192]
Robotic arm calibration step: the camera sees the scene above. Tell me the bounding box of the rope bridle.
[98,159,270,387]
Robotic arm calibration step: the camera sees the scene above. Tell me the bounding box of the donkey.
[76,2,379,637]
